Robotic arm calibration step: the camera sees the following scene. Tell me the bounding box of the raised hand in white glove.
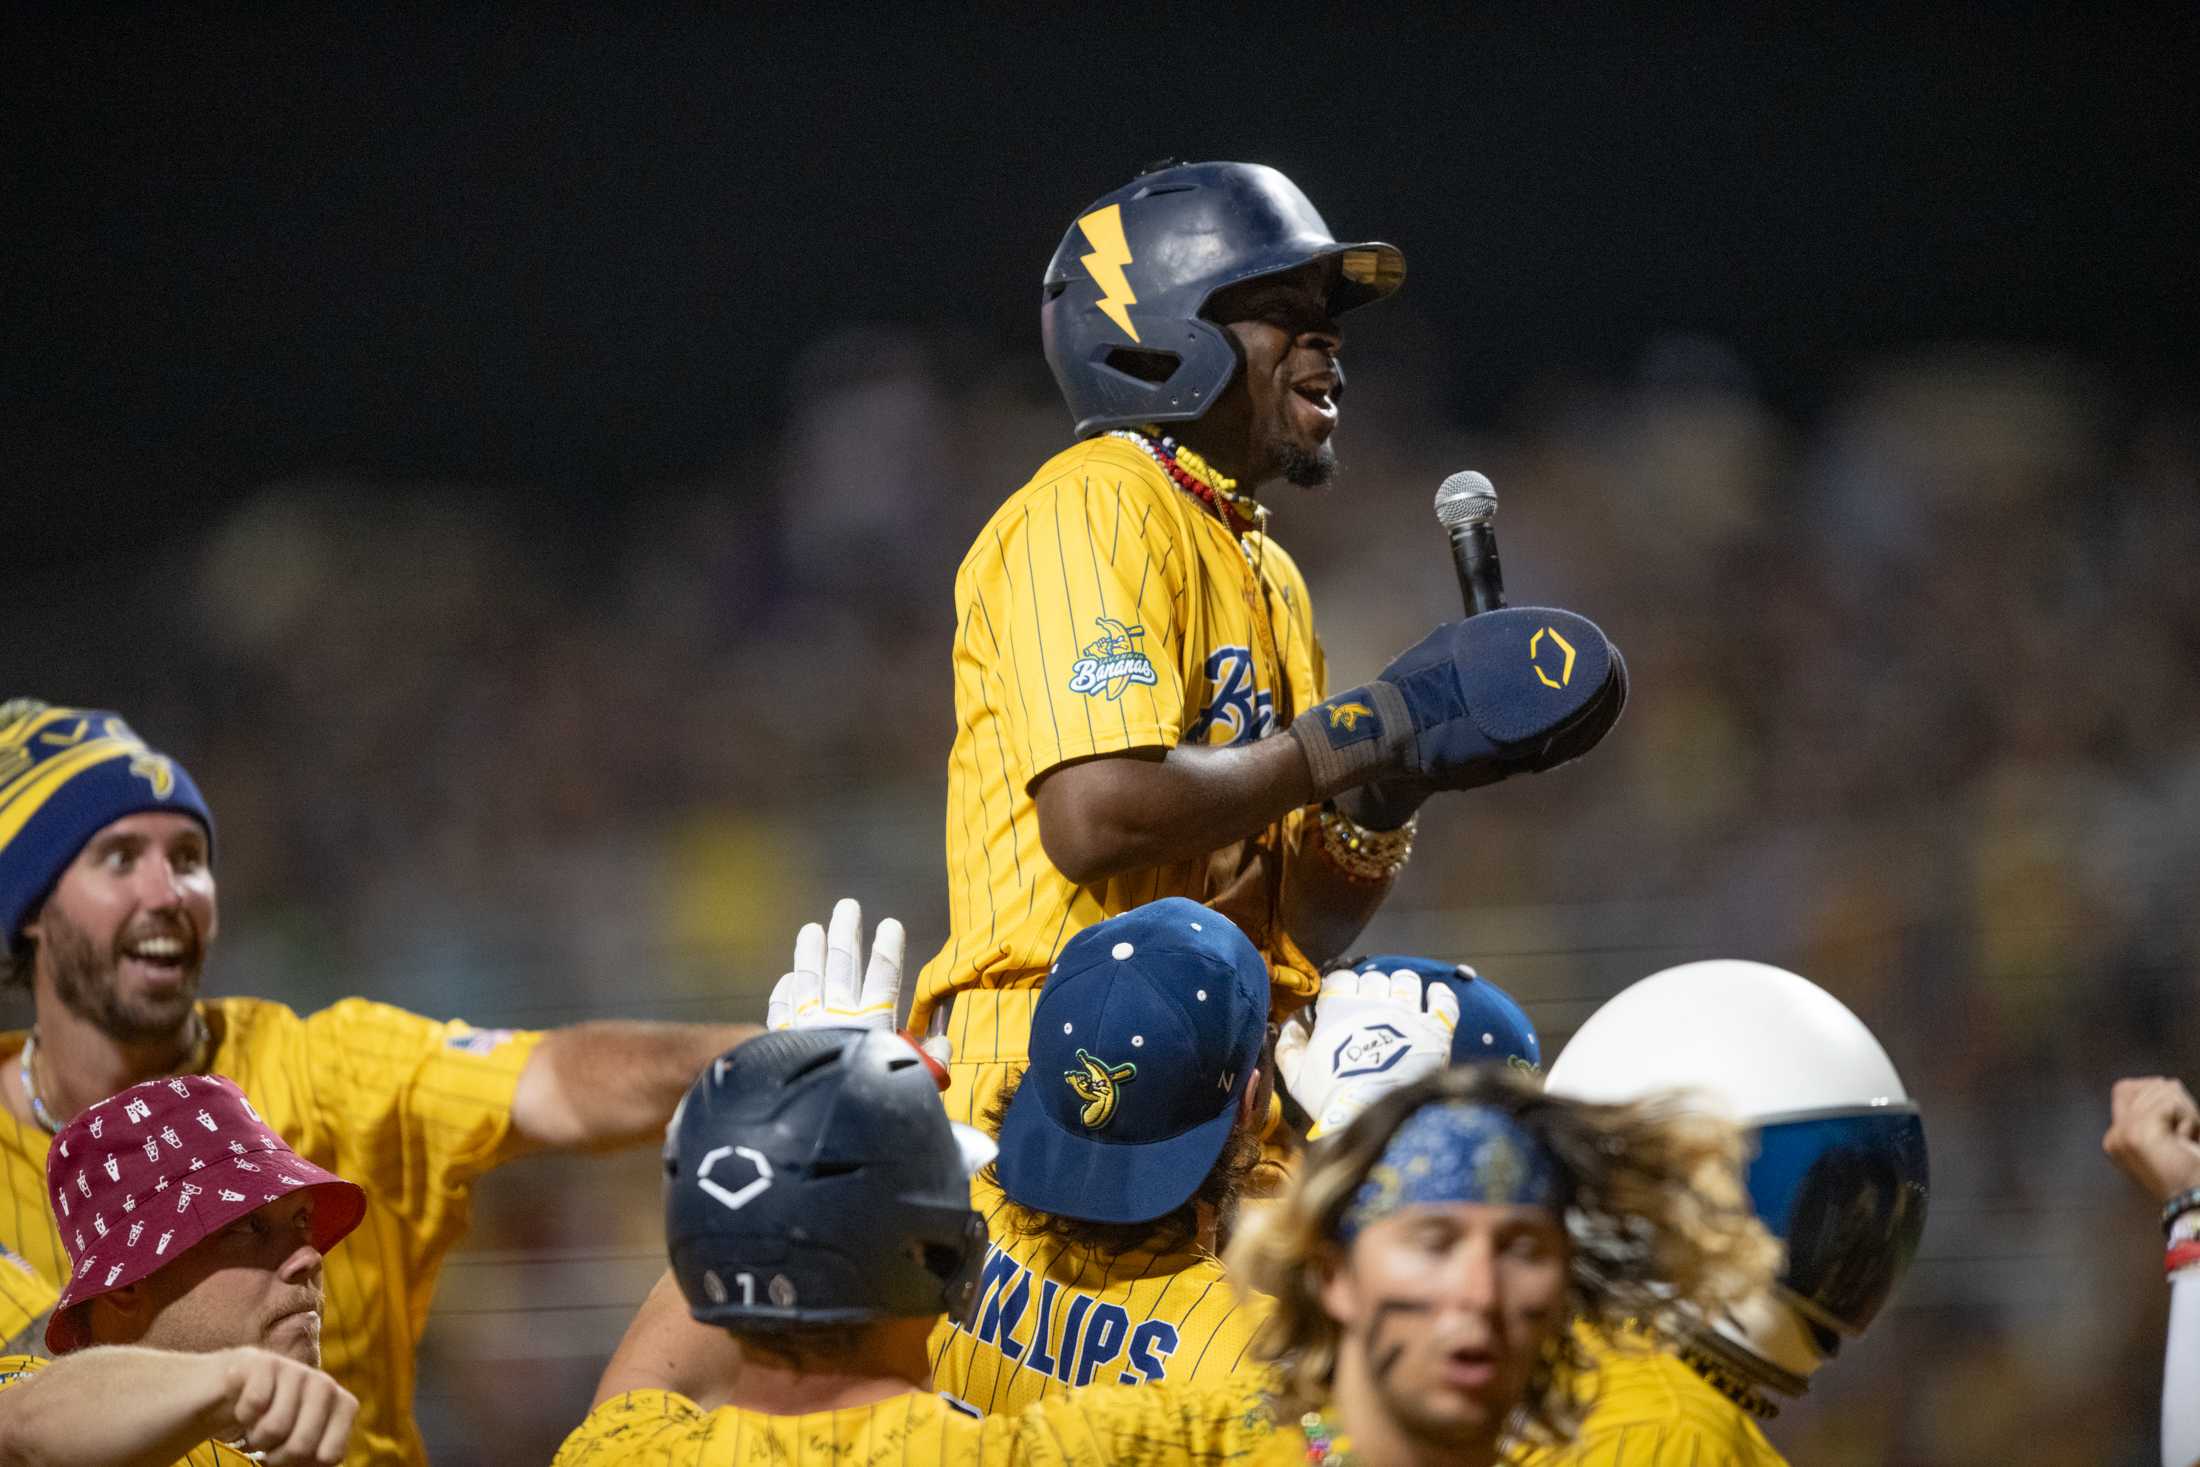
[1276,966,1460,1140]
[763,899,953,1067]
[766,898,903,1032]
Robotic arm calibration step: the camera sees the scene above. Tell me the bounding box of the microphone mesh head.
[1434,470,1498,528]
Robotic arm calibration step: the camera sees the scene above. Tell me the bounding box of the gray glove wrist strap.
[1289,680,1414,800]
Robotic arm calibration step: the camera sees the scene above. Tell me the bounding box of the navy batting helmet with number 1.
[663,1028,993,1332]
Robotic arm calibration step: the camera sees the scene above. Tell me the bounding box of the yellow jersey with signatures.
[555,1375,1283,1467]
[928,1173,1270,1416]
[1508,1326,1791,1467]
[911,435,1327,1126]
[552,1387,1025,1465]
[0,996,544,1467]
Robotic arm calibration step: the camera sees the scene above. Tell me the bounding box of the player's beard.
[41,904,203,1043]
[1279,441,1337,488]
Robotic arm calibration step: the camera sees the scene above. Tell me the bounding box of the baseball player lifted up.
[0,701,761,1464]
[909,160,1628,1126]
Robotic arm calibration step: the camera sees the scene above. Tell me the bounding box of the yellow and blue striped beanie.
[0,701,214,955]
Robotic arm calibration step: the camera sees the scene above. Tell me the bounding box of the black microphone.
[1435,470,1505,616]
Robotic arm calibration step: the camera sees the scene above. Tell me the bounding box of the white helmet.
[1545,960,1927,1391]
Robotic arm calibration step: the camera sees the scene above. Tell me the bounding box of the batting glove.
[1276,966,1460,1139]
[766,897,902,1032]
[1290,606,1626,802]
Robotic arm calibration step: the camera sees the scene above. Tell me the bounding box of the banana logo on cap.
[1064,1049,1138,1130]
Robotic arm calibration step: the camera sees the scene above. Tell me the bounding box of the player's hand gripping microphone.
[1294,467,1628,804]
[1437,470,1505,615]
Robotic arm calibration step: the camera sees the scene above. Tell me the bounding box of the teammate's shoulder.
[0,1352,47,1390]
[553,1389,708,1462]
[1566,1337,1785,1456]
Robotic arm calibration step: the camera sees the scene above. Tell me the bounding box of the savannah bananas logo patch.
[1064,1048,1138,1130]
[1326,700,1374,732]
[1529,626,1577,689]
[1067,617,1159,699]
[1075,204,1139,342]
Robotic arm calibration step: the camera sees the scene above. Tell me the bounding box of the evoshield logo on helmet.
[1064,1049,1137,1129]
[1075,205,1140,342]
[1530,625,1577,689]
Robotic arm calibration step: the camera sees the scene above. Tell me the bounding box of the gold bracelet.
[1317,805,1416,883]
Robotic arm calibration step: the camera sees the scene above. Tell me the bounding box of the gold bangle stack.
[1316,805,1416,883]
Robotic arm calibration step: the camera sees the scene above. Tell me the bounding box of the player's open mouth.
[1290,375,1339,435]
[119,933,194,979]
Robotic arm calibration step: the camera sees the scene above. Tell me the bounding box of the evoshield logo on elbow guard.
[1529,626,1576,689]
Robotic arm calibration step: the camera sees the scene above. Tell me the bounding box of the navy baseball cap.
[997,898,1268,1224]
[1350,955,1541,1071]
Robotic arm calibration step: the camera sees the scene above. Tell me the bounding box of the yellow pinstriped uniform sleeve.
[0,1245,55,1355]
[1507,1329,1791,1467]
[912,438,1327,1128]
[0,1354,266,1466]
[0,1000,543,1467]
[1010,1375,1280,1466]
[551,1387,1030,1465]
[930,1176,1271,1417]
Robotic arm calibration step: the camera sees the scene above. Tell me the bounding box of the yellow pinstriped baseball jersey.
[553,1376,1284,1467]
[0,996,543,1467]
[927,1173,1270,1416]
[552,1387,1026,1465]
[912,436,1327,1126]
[1011,1373,1282,1465]
[0,1354,266,1465]
[0,1242,54,1356]
[1508,1327,1790,1467]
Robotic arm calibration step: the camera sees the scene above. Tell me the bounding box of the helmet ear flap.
[938,1210,990,1327]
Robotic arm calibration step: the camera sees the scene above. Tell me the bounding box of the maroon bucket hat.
[43,1072,365,1353]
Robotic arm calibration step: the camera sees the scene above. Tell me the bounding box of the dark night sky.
[7,6,2194,565]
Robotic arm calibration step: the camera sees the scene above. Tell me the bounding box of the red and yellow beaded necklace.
[1106,426,1269,536]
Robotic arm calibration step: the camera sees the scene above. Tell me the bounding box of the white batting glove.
[1276,966,1460,1139]
[766,898,903,1033]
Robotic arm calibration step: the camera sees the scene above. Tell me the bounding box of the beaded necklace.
[1298,1412,1358,1464]
[1105,427,1269,536]
[18,1008,212,1136]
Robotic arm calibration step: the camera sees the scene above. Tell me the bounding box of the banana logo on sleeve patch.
[1067,618,1159,699]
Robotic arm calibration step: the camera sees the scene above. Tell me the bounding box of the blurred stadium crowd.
[7,328,2194,1464]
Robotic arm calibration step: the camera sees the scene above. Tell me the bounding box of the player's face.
[1321,1200,1569,1452]
[134,1191,329,1365]
[1207,262,1344,489]
[26,812,216,1043]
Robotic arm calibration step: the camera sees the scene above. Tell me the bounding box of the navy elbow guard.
[1289,607,1626,800]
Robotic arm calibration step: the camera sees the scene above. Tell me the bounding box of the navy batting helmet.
[1042,161,1405,438]
[663,1028,992,1331]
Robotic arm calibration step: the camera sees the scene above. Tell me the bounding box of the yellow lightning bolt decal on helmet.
[1075,204,1140,343]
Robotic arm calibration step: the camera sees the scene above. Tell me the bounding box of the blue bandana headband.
[0,702,213,954]
[1339,1101,1567,1240]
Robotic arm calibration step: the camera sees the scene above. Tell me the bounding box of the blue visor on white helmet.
[1747,1106,1928,1338]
